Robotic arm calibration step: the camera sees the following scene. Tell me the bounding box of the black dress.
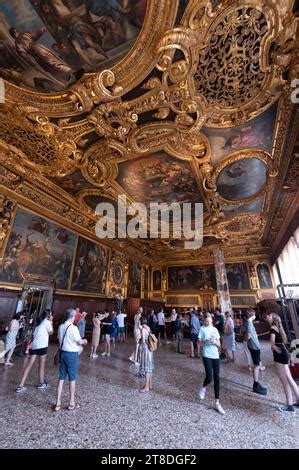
[270,328,289,365]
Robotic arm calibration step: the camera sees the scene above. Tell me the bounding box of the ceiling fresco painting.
[83,194,118,212]
[0,0,297,267]
[216,158,267,201]
[202,105,277,166]
[0,0,147,92]
[117,153,203,208]
[48,169,92,196]
[223,197,264,218]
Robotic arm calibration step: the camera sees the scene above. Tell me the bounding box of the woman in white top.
[0,311,24,366]
[198,313,225,415]
[222,311,236,363]
[16,309,53,393]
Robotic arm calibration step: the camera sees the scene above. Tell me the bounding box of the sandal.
[67,403,80,410]
[53,405,61,412]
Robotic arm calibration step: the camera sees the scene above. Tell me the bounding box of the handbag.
[53,325,71,366]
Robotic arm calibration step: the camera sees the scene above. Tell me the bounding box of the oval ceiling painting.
[0,0,147,93]
[216,158,267,201]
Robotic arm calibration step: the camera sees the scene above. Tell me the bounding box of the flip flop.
[67,403,80,410]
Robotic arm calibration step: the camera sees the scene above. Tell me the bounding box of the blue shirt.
[198,325,220,359]
[190,315,201,335]
[245,320,260,350]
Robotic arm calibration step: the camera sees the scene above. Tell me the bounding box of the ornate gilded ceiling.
[0,0,298,266]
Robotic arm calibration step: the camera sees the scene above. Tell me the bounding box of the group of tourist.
[0,305,298,415]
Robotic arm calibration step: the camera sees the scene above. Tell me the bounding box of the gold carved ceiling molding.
[0,0,298,265]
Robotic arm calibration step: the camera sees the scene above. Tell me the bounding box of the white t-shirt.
[157,311,165,326]
[58,321,81,352]
[31,319,53,350]
[116,313,127,328]
[198,325,220,359]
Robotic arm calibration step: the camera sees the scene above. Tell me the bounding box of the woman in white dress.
[0,311,24,366]
[129,307,143,363]
[138,316,154,392]
[222,311,236,363]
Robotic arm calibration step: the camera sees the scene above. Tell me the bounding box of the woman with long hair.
[90,312,107,358]
[198,312,225,415]
[0,311,24,366]
[129,307,143,363]
[16,309,53,393]
[222,311,236,363]
[138,316,154,392]
[266,313,299,413]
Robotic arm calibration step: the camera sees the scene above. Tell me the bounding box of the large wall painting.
[127,260,141,298]
[256,263,273,289]
[117,153,203,210]
[143,268,148,291]
[153,269,162,291]
[226,263,250,290]
[0,0,147,92]
[0,207,76,288]
[71,236,109,293]
[167,265,216,291]
[202,105,277,165]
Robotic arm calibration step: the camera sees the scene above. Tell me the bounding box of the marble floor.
[0,338,298,449]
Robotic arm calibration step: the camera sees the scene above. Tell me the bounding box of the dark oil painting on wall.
[226,263,250,290]
[153,269,161,291]
[0,207,76,289]
[127,260,141,298]
[143,268,148,291]
[0,0,147,92]
[168,265,216,291]
[71,236,109,293]
[256,263,273,289]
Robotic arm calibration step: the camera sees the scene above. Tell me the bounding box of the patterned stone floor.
[0,338,298,449]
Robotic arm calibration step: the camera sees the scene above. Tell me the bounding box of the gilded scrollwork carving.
[0,110,83,175]
[185,0,296,127]
[0,195,16,261]
[0,0,297,269]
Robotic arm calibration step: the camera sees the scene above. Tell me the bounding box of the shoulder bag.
[53,325,71,366]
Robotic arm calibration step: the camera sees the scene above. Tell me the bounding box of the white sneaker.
[215,402,226,415]
[101,352,107,356]
[199,387,206,400]
[92,354,98,358]
[260,365,266,371]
